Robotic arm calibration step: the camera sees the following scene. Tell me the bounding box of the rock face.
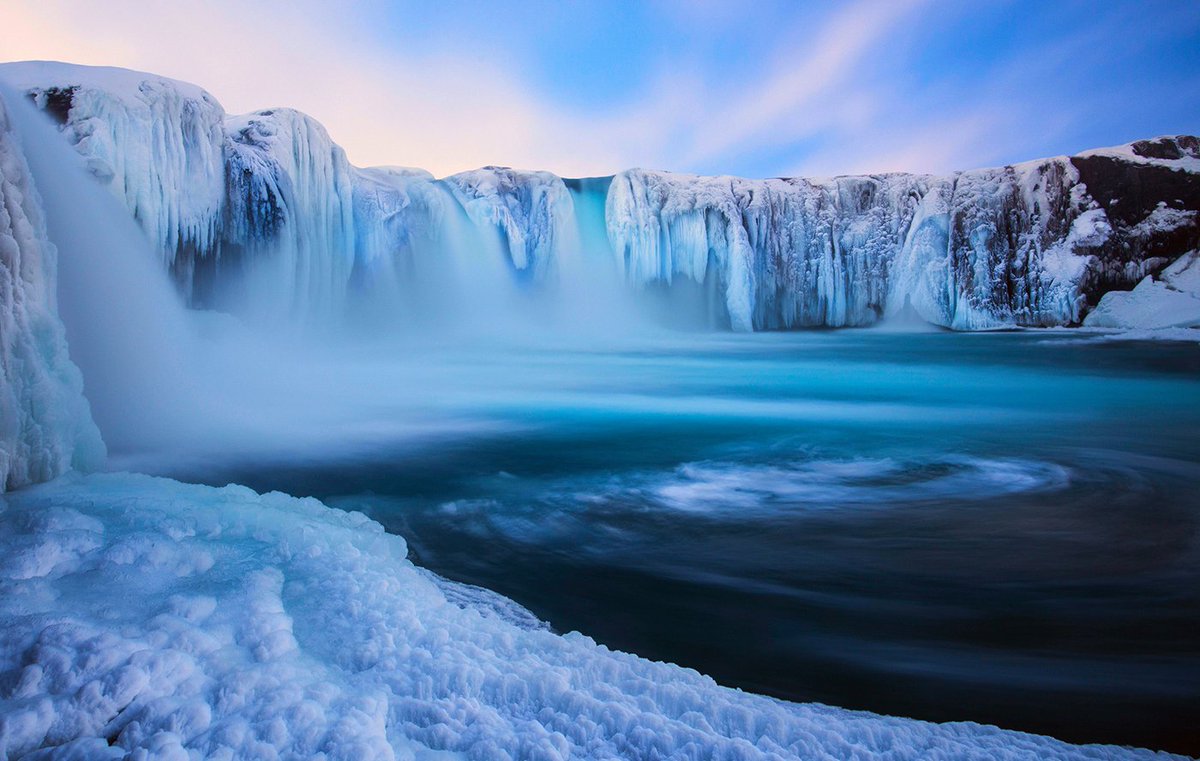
[3,61,1198,331]
[0,91,104,491]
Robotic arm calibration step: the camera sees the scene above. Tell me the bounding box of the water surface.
[166,330,1200,754]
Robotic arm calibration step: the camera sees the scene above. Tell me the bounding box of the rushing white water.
[4,88,203,455]
[0,89,102,490]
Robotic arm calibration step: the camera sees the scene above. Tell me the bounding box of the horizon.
[2,0,1198,179]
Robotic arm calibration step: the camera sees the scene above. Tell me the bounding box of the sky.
[1,0,1198,179]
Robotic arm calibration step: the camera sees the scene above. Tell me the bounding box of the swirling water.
[165,330,1200,754]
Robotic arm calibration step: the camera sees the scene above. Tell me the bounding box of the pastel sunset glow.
[4,0,1197,177]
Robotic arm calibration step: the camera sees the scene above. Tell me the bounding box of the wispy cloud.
[677,0,929,167]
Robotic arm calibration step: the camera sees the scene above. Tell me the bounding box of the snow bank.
[0,472,1183,760]
[0,91,104,492]
[1084,250,1200,330]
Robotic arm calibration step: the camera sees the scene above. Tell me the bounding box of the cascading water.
[4,88,201,455]
[8,61,1198,339]
[4,89,659,472]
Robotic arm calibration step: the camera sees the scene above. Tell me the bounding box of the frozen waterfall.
[2,61,1197,334]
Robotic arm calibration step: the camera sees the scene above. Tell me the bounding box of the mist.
[7,92,716,476]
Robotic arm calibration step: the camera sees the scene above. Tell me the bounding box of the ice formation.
[6,62,225,290]
[605,150,1197,331]
[0,472,1185,760]
[3,61,1197,332]
[222,108,358,320]
[0,91,103,492]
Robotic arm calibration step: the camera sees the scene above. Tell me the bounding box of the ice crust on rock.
[604,153,1186,331]
[2,61,1198,332]
[0,472,1186,761]
[0,92,104,492]
[1084,249,1200,329]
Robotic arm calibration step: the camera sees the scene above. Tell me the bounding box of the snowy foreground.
[0,473,1186,761]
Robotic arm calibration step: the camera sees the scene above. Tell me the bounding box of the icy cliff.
[222,108,358,319]
[6,62,225,291]
[607,146,1199,330]
[445,167,575,281]
[0,91,103,492]
[3,61,1197,332]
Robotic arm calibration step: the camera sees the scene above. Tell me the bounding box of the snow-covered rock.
[0,91,104,492]
[1083,249,1200,329]
[609,147,1198,331]
[0,472,1184,760]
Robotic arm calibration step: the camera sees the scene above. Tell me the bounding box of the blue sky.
[4,0,1199,177]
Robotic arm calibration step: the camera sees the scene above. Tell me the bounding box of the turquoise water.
[171,330,1200,753]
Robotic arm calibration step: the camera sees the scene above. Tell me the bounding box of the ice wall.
[0,91,104,491]
[3,61,1197,332]
[608,150,1199,330]
[445,166,575,282]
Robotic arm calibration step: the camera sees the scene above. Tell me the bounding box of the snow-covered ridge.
[0,471,1185,760]
[2,61,1197,331]
[1077,135,1200,172]
[0,90,104,492]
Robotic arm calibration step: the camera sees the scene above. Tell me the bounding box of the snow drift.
[1084,247,1200,329]
[3,61,1197,332]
